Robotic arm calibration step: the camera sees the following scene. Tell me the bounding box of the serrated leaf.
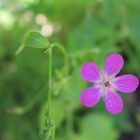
[16,31,50,54]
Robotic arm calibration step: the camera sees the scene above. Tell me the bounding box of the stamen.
[104,81,111,87]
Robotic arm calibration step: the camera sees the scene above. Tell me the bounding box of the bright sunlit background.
[0,0,140,140]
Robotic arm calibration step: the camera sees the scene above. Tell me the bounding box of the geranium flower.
[80,53,139,114]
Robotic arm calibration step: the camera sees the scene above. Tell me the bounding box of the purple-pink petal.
[104,89,124,114]
[104,53,124,77]
[112,74,139,93]
[81,62,102,83]
[80,86,102,108]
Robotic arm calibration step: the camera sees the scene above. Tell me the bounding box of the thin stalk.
[47,47,52,106]
[51,122,55,140]
[47,47,55,140]
[51,43,69,76]
[50,43,73,139]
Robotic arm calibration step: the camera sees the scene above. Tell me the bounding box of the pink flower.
[80,53,139,114]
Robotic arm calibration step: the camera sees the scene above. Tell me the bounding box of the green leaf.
[75,113,118,140]
[16,31,50,54]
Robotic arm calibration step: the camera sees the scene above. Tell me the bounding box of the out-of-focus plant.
[15,31,69,140]
[1,0,140,140]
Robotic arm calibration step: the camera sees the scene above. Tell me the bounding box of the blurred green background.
[0,0,140,140]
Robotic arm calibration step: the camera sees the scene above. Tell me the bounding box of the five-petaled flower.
[80,53,139,114]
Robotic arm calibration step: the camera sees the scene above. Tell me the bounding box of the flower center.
[104,81,111,87]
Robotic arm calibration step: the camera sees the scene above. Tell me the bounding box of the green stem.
[47,47,55,140]
[48,47,52,106]
[51,122,55,140]
[48,43,69,140]
[11,43,68,115]
[51,43,69,76]
[50,43,70,140]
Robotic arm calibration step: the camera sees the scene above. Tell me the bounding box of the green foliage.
[16,32,49,54]
[75,113,118,140]
[0,0,140,140]
[39,99,64,133]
